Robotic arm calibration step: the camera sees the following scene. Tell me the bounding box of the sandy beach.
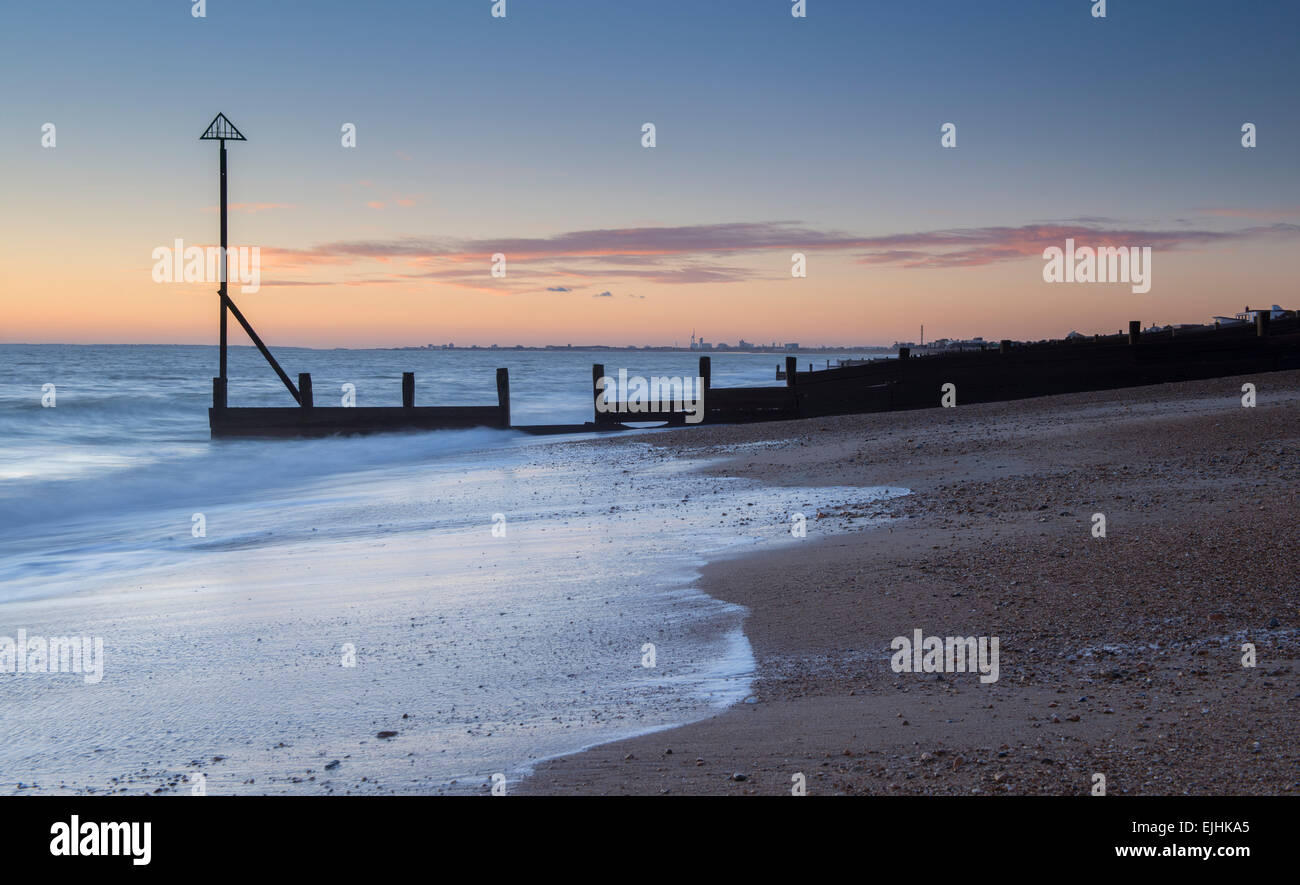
[521,370,1300,795]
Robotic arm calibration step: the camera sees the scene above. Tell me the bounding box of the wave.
[0,426,516,536]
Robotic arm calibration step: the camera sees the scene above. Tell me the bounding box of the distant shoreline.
[0,342,897,354]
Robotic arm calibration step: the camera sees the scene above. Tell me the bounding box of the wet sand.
[521,370,1300,795]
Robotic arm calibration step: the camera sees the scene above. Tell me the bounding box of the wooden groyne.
[208,315,1298,438]
[210,369,513,437]
[589,315,1298,427]
[773,315,1299,419]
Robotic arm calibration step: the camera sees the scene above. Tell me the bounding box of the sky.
[1,0,1298,348]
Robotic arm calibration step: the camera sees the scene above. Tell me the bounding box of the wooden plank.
[707,388,796,409]
[210,405,504,438]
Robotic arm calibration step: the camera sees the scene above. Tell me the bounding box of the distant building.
[1213,304,1289,325]
[784,342,799,351]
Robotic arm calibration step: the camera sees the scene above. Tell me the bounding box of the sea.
[0,344,900,794]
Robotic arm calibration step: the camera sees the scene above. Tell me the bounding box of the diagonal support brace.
[221,288,301,404]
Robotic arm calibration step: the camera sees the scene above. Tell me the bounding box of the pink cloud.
[253,220,1300,288]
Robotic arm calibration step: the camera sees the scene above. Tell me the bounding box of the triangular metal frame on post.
[200,113,246,141]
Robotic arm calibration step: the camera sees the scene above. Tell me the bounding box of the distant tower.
[921,324,925,346]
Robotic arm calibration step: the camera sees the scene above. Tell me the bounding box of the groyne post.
[1128,321,1141,345]
[699,356,711,391]
[785,356,798,387]
[212,377,226,409]
[592,363,606,418]
[1257,312,1271,337]
[496,368,510,428]
[402,372,415,408]
[298,373,313,408]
